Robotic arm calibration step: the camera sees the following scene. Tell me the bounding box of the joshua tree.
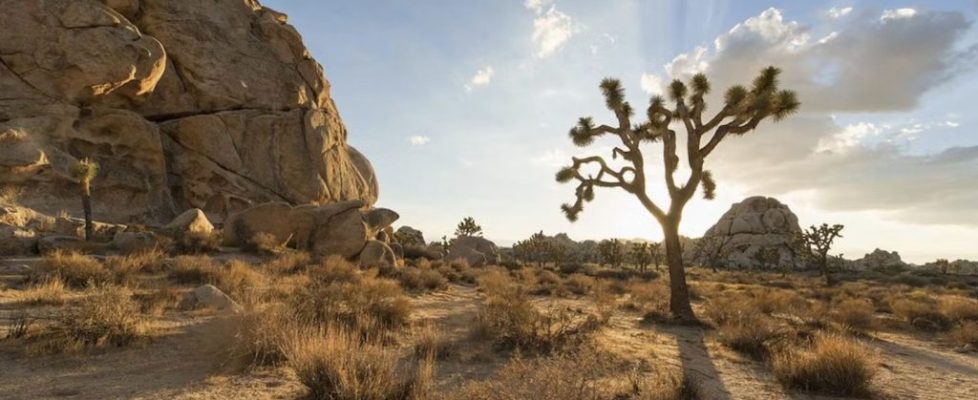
[630,242,654,272]
[556,67,799,320]
[934,258,950,275]
[71,158,99,241]
[454,217,483,238]
[797,223,845,285]
[513,231,552,267]
[649,242,663,271]
[598,239,625,268]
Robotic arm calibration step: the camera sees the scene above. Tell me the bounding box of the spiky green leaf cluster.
[569,117,596,146]
[71,158,99,183]
[701,170,716,200]
[600,78,624,110]
[560,203,582,222]
[555,167,576,183]
[691,73,710,95]
[668,80,687,101]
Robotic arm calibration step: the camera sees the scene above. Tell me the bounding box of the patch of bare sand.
[0,315,302,400]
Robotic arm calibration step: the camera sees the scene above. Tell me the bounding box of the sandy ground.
[2,278,977,400]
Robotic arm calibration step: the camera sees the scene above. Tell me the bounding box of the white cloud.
[465,66,495,92]
[408,135,431,146]
[818,31,839,44]
[523,0,553,14]
[639,73,664,95]
[528,4,577,58]
[816,122,883,153]
[828,7,853,19]
[881,8,918,21]
[945,121,960,128]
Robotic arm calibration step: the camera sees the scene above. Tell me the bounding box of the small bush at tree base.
[772,334,876,397]
[716,314,782,360]
[31,285,146,353]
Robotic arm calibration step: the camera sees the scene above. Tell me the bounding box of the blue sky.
[262,0,978,263]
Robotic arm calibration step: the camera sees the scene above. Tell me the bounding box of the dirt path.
[0,316,302,400]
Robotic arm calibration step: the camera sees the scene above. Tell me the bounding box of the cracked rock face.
[0,0,377,224]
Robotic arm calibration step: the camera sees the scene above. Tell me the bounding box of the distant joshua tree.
[630,242,654,272]
[649,242,663,271]
[797,223,845,285]
[556,67,799,321]
[598,239,625,268]
[71,158,99,241]
[934,258,950,275]
[454,217,483,238]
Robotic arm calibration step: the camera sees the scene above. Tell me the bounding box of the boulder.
[0,224,38,256]
[359,240,397,269]
[189,284,240,312]
[694,196,803,270]
[364,208,399,235]
[162,208,214,238]
[222,202,295,248]
[394,226,426,247]
[111,231,159,254]
[447,236,499,267]
[0,0,378,225]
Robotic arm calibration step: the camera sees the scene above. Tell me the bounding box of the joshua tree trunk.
[662,216,695,321]
[82,182,93,241]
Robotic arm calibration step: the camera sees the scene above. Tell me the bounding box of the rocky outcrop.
[222,201,399,261]
[447,236,499,267]
[853,249,908,272]
[0,0,377,224]
[394,226,426,247]
[694,196,803,269]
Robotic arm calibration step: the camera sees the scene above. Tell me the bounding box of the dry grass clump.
[890,298,951,331]
[30,285,146,353]
[445,348,700,400]
[134,285,181,316]
[772,334,876,397]
[167,256,263,300]
[33,250,109,288]
[286,328,433,400]
[474,271,610,353]
[228,302,294,368]
[716,313,783,360]
[173,230,221,254]
[946,321,978,348]
[939,296,978,323]
[104,248,168,285]
[397,266,448,292]
[291,261,412,336]
[831,299,876,334]
[564,273,596,296]
[16,278,68,306]
[261,251,312,275]
[623,281,670,322]
[413,322,456,360]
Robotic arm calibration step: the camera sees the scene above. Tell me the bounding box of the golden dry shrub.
[291,272,412,336]
[716,312,782,360]
[16,278,67,306]
[286,328,433,400]
[32,285,146,353]
[890,298,951,331]
[831,298,876,334]
[946,321,978,348]
[772,334,877,397]
[564,273,596,296]
[939,296,978,323]
[34,250,109,289]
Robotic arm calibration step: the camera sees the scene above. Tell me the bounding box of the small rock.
[359,240,397,269]
[162,208,214,238]
[190,284,240,312]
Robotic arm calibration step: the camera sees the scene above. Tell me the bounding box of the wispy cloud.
[408,135,431,146]
[526,1,577,58]
[464,66,495,92]
[881,8,917,21]
[827,6,853,19]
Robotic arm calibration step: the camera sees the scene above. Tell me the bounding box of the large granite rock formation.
[0,0,377,225]
[694,196,803,270]
[852,249,908,272]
